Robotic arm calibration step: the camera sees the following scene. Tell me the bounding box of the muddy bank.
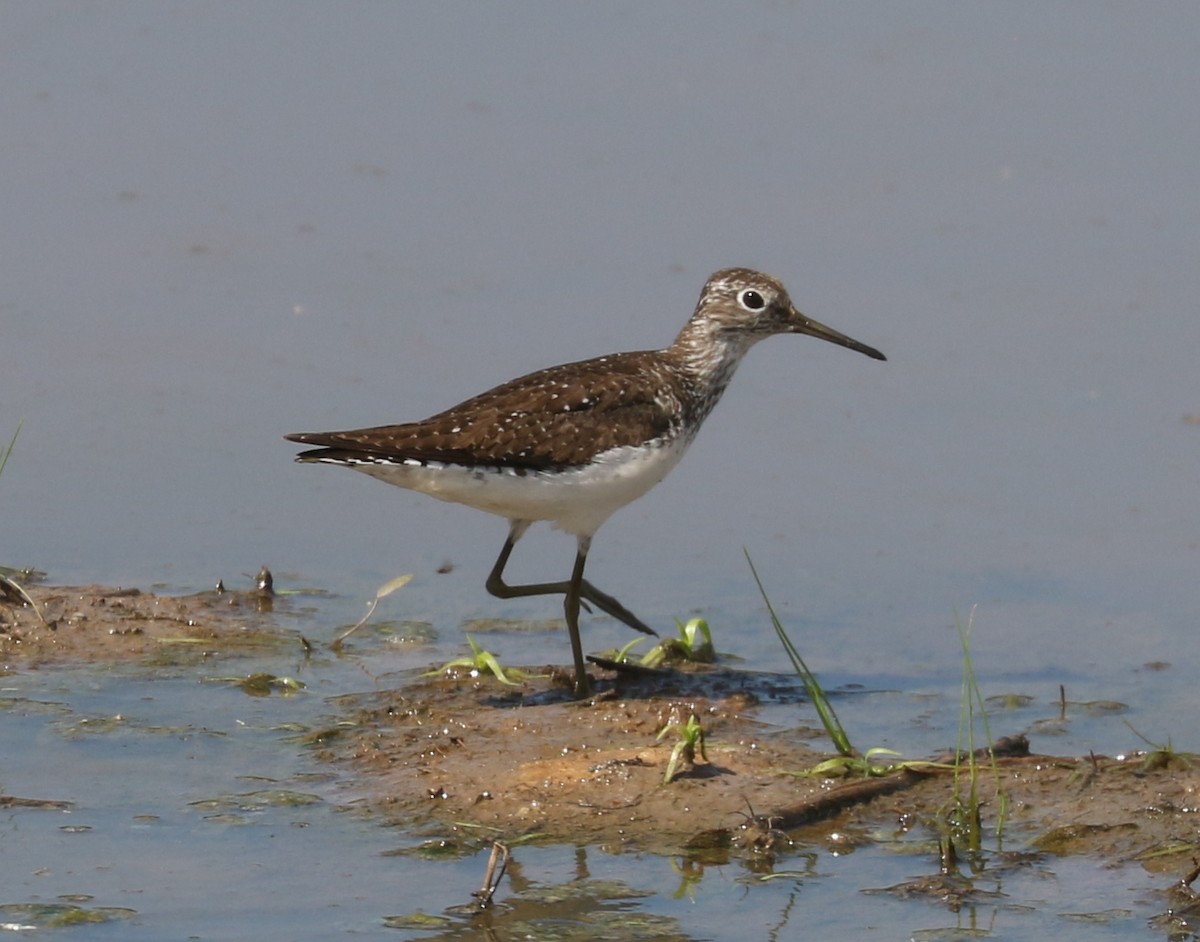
[318,667,830,853]
[3,577,1198,895]
[319,668,1200,878]
[0,575,297,666]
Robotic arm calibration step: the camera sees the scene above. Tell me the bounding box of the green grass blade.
[953,606,1008,845]
[745,549,855,757]
[0,422,21,478]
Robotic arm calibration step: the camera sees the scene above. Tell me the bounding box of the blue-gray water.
[2,4,1196,938]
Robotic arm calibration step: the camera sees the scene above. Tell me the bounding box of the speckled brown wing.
[285,351,683,471]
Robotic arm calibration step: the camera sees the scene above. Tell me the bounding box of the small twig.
[470,841,509,910]
[330,573,412,649]
[0,574,49,625]
[0,794,73,810]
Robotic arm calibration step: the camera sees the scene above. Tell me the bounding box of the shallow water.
[0,624,1180,941]
[2,3,1198,938]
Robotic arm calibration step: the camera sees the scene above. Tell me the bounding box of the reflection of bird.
[287,268,886,696]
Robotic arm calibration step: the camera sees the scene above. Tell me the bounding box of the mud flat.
[4,578,1199,914]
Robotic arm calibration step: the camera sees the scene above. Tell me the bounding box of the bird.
[286,268,885,696]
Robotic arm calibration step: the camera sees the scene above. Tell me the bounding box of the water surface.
[2,4,1197,937]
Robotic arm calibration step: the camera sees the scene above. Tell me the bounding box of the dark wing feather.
[285,351,683,470]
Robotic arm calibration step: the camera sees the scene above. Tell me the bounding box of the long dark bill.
[791,309,886,361]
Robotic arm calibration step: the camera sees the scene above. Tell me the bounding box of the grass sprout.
[658,713,708,784]
[427,634,533,687]
[1123,720,1195,772]
[944,605,1008,856]
[610,636,648,664]
[640,617,715,667]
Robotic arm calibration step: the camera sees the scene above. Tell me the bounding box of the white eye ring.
[738,288,766,311]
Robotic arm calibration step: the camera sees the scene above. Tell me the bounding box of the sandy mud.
[3,577,1198,909]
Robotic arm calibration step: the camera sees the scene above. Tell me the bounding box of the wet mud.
[3,578,1198,899]
[0,576,291,665]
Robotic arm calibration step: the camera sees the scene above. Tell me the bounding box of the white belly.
[333,436,691,537]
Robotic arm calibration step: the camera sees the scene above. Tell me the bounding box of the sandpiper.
[287,268,885,696]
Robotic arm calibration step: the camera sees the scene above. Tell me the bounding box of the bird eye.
[738,289,766,311]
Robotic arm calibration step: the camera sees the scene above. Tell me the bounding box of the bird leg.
[484,523,656,637]
[484,523,657,696]
[563,541,590,697]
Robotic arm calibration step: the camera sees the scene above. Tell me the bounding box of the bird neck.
[665,317,759,424]
[671,314,759,380]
